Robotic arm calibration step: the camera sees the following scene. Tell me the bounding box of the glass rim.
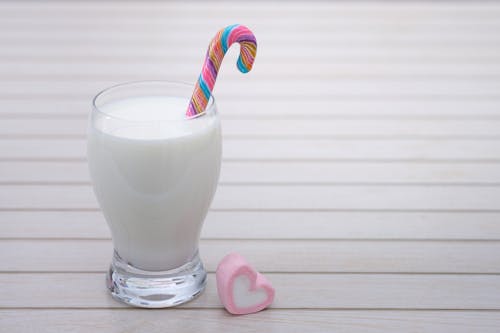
[91,80,216,122]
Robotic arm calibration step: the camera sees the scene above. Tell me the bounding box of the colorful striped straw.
[186,24,257,118]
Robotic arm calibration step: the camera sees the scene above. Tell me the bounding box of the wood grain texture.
[3,211,500,240]
[1,184,499,210]
[2,273,500,309]
[2,161,500,184]
[2,309,500,333]
[3,118,500,138]
[7,64,500,82]
[2,80,500,98]
[4,48,500,67]
[2,139,500,161]
[2,99,500,118]
[2,239,500,273]
[4,24,500,46]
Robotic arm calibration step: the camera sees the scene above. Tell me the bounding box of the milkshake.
[87,81,222,307]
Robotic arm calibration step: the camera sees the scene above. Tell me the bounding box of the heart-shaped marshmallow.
[216,253,275,315]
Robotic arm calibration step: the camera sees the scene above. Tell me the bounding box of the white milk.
[87,96,221,271]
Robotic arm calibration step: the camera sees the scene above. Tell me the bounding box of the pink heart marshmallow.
[216,253,275,315]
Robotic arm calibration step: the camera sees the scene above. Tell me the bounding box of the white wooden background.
[1,1,500,332]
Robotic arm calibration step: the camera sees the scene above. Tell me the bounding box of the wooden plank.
[0,34,500,56]
[2,2,500,19]
[3,6,500,23]
[8,11,500,24]
[2,309,500,333]
[2,99,500,118]
[3,8,500,23]
[2,118,500,138]
[2,28,499,45]
[5,16,500,32]
[3,30,499,46]
[2,239,500,273]
[1,139,499,161]
[2,1,500,25]
[4,20,500,34]
[3,64,500,82]
[2,80,500,98]
[3,211,500,240]
[195,139,500,161]
[2,161,500,184]
[0,184,499,210]
[2,1,500,11]
[7,43,500,58]
[2,273,500,309]
[2,5,498,25]
[4,22,500,39]
[5,63,500,81]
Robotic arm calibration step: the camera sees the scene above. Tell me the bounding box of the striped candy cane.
[186,24,257,118]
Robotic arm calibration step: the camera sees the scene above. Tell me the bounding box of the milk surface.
[88,96,221,271]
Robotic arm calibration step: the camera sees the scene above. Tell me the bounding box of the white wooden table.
[2,1,500,331]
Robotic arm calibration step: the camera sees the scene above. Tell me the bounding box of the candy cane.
[186,24,257,118]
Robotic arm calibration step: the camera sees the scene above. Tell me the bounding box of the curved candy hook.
[186,24,257,118]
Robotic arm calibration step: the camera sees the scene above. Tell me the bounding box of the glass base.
[106,251,207,308]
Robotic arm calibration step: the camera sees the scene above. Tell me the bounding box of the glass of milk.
[87,81,222,308]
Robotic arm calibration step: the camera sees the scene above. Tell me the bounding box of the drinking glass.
[87,81,222,308]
